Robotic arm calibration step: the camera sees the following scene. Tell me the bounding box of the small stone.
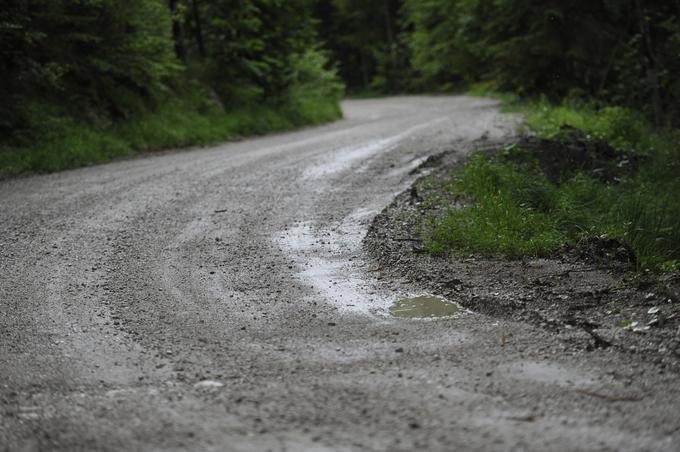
[194,380,224,389]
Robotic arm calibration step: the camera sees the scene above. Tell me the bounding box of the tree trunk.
[384,0,397,92]
[192,0,206,58]
[361,53,370,89]
[168,0,185,61]
[635,0,663,126]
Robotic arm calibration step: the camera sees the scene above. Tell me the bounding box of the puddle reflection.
[390,296,460,318]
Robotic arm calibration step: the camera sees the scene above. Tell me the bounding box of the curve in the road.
[2,96,678,452]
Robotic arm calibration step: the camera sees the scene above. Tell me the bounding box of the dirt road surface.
[1,97,678,451]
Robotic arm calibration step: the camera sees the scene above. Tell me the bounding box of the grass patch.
[0,95,342,177]
[427,100,680,272]
[523,98,667,152]
[427,155,569,257]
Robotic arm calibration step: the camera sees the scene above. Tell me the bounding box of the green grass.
[523,98,669,152]
[427,155,569,257]
[427,99,680,272]
[0,95,342,177]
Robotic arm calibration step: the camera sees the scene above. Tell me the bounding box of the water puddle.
[276,214,390,316]
[390,296,461,319]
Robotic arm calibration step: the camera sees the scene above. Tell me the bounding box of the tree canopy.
[0,0,341,142]
[403,0,680,124]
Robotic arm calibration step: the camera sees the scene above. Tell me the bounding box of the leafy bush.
[283,49,344,124]
[0,0,179,139]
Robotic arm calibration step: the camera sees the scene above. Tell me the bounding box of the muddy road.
[1,97,678,451]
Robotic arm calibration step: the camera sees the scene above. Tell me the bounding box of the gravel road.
[1,96,678,452]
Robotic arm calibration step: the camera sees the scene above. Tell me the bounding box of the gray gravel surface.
[1,96,679,452]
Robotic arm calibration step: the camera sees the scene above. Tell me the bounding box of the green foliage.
[524,99,653,151]
[200,0,320,105]
[1,0,179,139]
[284,49,345,122]
[403,0,680,126]
[428,103,680,272]
[0,0,345,174]
[315,0,409,93]
[404,0,488,91]
[0,94,341,176]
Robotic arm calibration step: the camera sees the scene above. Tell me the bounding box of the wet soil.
[364,135,680,373]
[506,125,644,184]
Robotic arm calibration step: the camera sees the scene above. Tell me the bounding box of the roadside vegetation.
[0,76,341,175]
[1,1,343,176]
[427,101,680,273]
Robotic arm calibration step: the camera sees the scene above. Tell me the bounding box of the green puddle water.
[389,296,461,319]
